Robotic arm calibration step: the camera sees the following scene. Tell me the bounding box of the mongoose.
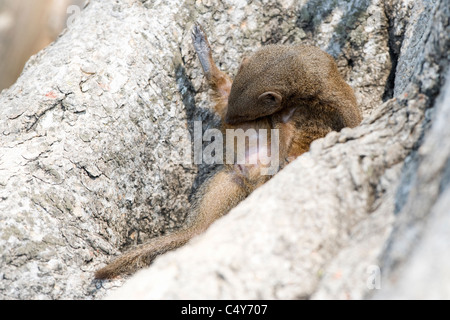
[94,24,361,279]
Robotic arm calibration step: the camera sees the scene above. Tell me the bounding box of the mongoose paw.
[191,23,211,57]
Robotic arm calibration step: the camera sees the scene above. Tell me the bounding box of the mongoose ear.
[238,57,250,73]
[258,91,282,110]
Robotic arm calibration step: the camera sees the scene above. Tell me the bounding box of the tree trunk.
[0,0,200,299]
[0,0,449,299]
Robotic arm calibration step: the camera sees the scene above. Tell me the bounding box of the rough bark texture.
[0,0,449,299]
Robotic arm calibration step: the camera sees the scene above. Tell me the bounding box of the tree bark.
[0,0,199,299]
[109,0,450,300]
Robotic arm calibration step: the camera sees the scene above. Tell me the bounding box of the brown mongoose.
[94,24,361,279]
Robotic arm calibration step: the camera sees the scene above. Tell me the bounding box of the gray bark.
[0,0,198,299]
[0,0,449,299]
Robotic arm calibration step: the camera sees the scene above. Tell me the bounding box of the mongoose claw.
[191,23,211,57]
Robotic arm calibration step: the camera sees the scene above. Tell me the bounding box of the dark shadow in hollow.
[382,5,405,101]
[296,0,401,103]
[174,63,222,204]
[295,0,371,57]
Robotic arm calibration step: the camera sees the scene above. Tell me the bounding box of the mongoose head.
[226,45,312,125]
